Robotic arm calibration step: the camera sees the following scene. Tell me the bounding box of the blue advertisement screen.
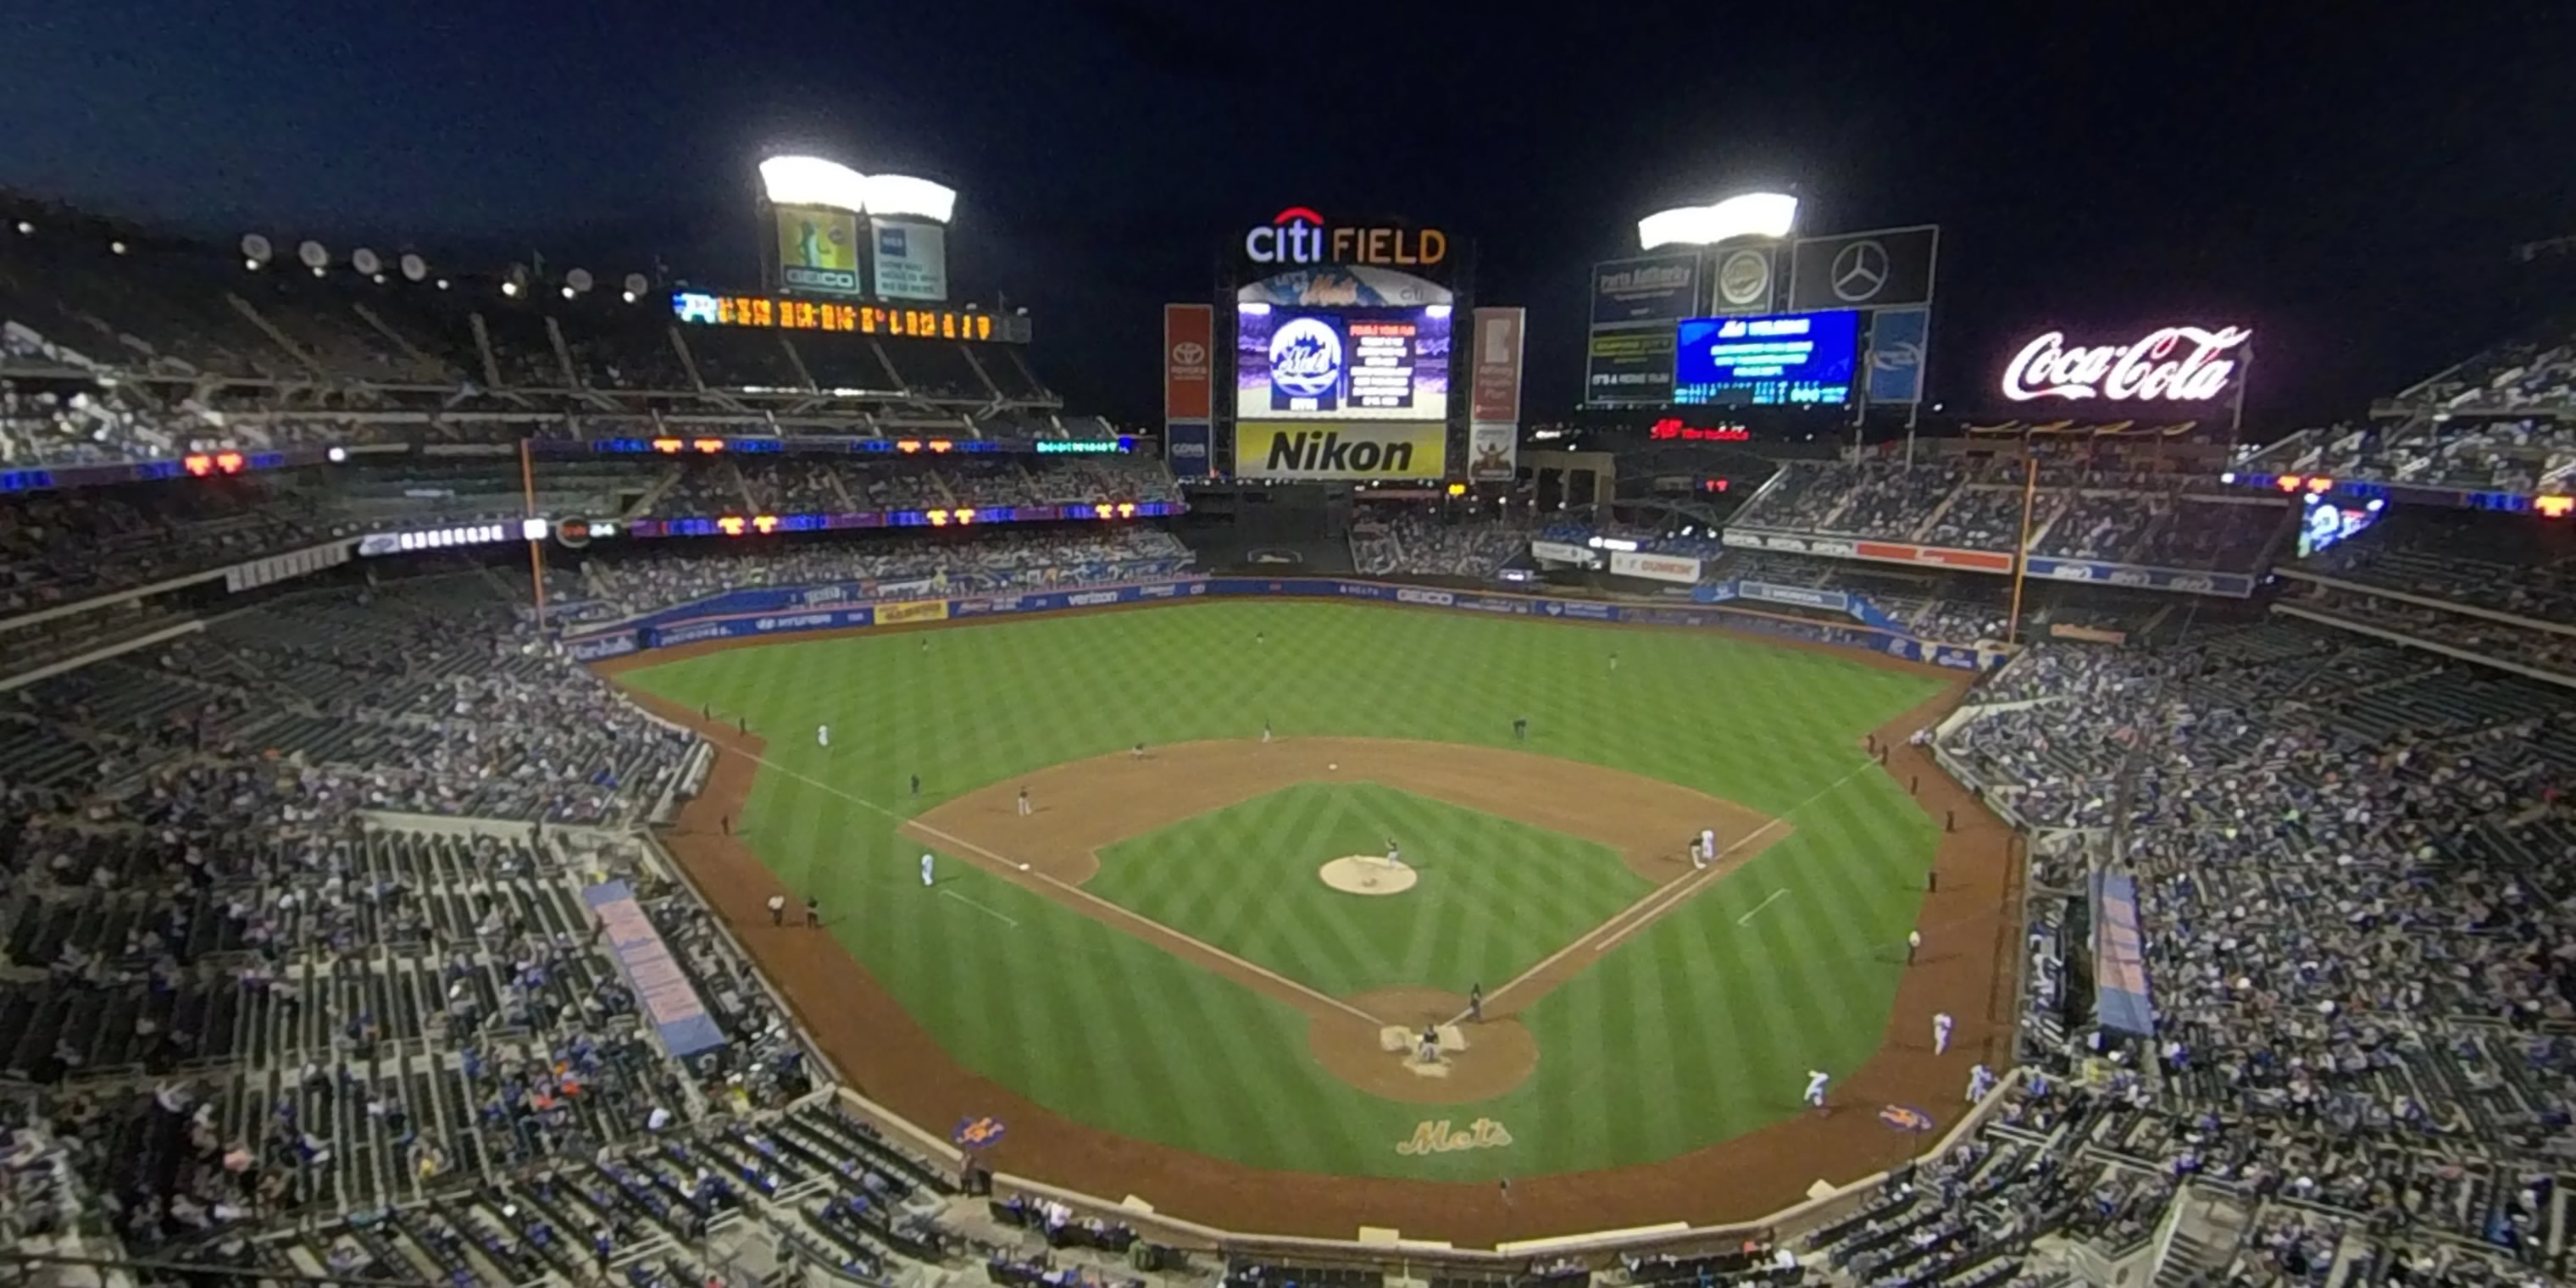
[1673,309,1859,407]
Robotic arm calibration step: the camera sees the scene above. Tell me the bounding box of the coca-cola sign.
[2000,325,2252,402]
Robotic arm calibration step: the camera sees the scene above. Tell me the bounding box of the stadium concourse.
[1,200,2573,1288]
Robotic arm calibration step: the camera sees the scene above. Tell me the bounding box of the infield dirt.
[601,609,2018,1246]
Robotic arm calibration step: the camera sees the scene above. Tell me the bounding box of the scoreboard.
[671,291,1030,343]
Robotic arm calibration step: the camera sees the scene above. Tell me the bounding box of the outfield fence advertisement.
[575,575,2009,671]
[1723,528,2255,597]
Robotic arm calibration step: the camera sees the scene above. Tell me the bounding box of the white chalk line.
[938,888,1020,927]
[1736,887,1791,925]
[723,741,1385,1029]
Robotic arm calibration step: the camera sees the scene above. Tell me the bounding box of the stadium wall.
[564,576,2011,671]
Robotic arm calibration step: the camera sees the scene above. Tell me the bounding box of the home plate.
[1379,1025,1473,1053]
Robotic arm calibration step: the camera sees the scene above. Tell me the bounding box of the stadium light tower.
[757,155,957,223]
[1636,192,1798,250]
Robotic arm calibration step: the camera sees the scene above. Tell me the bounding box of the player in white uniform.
[1384,837,1403,870]
[1933,1011,1954,1055]
[919,852,935,887]
[1017,788,1032,816]
[1803,1069,1830,1110]
[816,724,830,748]
[1699,828,1717,867]
[1967,1063,1996,1104]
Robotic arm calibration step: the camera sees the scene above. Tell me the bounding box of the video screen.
[1236,305,1451,421]
[1673,309,1859,407]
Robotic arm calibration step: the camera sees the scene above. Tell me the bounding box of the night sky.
[6,1,2572,430]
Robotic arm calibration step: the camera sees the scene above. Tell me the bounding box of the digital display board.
[671,292,1015,343]
[1673,309,1859,407]
[1235,305,1450,421]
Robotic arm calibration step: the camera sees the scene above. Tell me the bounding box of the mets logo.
[1878,1105,1935,1134]
[1396,1118,1512,1156]
[1267,316,1343,400]
[952,1116,1007,1149]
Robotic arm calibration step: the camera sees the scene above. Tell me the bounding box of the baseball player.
[909,773,921,800]
[767,893,786,925]
[1384,837,1403,870]
[1608,651,1619,672]
[1131,741,1146,761]
[1907,929,1923,963]
[1512,715,1528,741]
[1933,1011,1954,1055]
[1700,827,1718,867]
[919,852,935,887]
[1468,983,1484,1023]
[1017,788,1031,816]
[1803,1069,1831,1111]
[1966,1063,1996,1104]
[1417,1024,1441,1065]
[815,724,830,748]
[1261,721,1273,744]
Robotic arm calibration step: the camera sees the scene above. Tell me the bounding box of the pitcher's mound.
[1320,856,1418,895]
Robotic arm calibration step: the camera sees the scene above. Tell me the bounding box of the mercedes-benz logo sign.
[1170,341,1206,366]
[1718,249,1770,307]
[1830,240,1890,303]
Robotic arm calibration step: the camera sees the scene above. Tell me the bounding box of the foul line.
[939,889,1019,927]
[719,739,1385,1029]
[1736,887,1791,925]
[1470,758,1884,1023]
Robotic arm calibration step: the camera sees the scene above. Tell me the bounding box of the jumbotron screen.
[1235,304,1452,421]
[1673,308,1860,407]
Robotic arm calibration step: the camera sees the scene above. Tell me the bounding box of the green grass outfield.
[1090,782,1653,998]
[620,600,1945,1180]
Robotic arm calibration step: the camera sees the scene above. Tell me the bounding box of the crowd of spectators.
[2379,319,2576,418]
[2292,507,2576,628]
[2264,419,2576,495]
[1351,514,1533,579]
[569,525,1192,623]
[1934,612,2576,1284]
[642,455,1177,519]
[1734,463,2290,572]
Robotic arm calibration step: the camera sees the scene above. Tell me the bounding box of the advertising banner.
[1585,327,1678,406]
[1788,225,1940,312]
[1470,307,1525,424]
[583,880,726,1057]
[1708,245,1780,314]
[869,217,949,301]
[876,599,952,626]
[1468,424,1517,484]
[2092,873,2157,1038]
[1589,253,1701,327]
[1165,420,1213,478]
[1609,550,1702,584]
[1736,580,1851,613]
[775,206,864,297]
[1233,422,1446,480]
[1236,305,1451,421]
[1529,540,1599,566]
[1674,310,1861,408]
[1163,303,1214,419]
[1867,308,1930,404]
[564,630,639,662]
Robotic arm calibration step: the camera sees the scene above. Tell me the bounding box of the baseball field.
[603,597,2015,1241]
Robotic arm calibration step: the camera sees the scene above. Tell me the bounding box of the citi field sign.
[1245,207,1448,269]
[2001,325,2252,402]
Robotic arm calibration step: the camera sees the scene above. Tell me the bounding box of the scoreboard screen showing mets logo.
[1238,303,1451,422]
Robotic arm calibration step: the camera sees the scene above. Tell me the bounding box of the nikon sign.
[1233,422,1448,480]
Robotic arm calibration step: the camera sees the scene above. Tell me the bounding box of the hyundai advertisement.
[1236,305,1452,421]
[1673,308,1860,407]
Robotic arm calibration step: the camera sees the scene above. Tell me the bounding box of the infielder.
[1933,1011,1955,1055]
[1017,788,1031,816]
[815,724,830,748]
[1261,721,1273,744]
[919,852,935,887]
[1131,741,1146,761]
[1803,1069,1830,1110]
[1700,827,1718,868]
[1384,837,1403,870]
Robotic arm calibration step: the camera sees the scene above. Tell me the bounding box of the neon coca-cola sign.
[2001,325,2252,402]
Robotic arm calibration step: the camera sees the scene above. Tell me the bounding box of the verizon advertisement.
[1610,550,1702,585]
[2001,325,2251,403]
[1164,303,1214,419]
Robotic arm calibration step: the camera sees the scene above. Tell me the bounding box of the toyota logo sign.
[1170,341,1206,367]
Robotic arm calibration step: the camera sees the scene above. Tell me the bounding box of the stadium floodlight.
[1637,192,1799,249]
[109,241,128,255]
[502,280,521,297]
[758,154,958,223]
[14,220,31,235]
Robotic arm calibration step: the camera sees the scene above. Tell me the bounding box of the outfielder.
[815,724,830,748]
[1933,1011,1955,1055]
[1803,1069,1830,1110]
[919,852,935,887]
[1384,837,1403,870]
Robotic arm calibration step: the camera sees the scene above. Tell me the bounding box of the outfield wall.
[566,575,2012,672]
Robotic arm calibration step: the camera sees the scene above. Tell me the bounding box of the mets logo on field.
[952,1116,1007,1149]
[1878,1105,1935,1134]
[1396,1118,1512,1156]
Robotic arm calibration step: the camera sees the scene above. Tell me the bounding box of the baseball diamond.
[602,597,2015,1242]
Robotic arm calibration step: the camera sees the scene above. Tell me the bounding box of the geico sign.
[1245,206,1446,268]
[2001,325,2251,402]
